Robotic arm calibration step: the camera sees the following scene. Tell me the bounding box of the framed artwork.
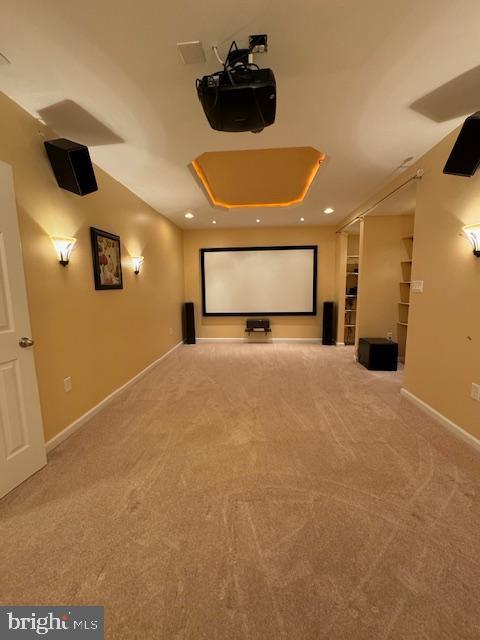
[90,227,123,290]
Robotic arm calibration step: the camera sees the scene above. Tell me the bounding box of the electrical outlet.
[387,331,393,341]
[169,327,173,335]
[471,383,480,402]
[64,376,72,393]
[411,280,424,293]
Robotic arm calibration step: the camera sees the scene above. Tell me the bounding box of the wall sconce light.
[131,256,144,274]
[51,236,77,266]
[463,224,480,257]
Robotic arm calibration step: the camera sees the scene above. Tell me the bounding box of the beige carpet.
[1,344,479,639]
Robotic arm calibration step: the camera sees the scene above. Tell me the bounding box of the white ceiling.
[1,0,479,229]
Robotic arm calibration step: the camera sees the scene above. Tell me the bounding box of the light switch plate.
[411,280,424,293]
[64,376,72,393]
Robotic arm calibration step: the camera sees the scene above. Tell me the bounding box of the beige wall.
[183,227,336,339]
[338,128,480,439]
[405,131,480,438]
[0,92,184,442]
[356,215,414,344]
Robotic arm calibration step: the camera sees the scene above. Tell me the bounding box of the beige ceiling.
[367,180,417,217]
[193,147,324,208]
[0,0,479,229]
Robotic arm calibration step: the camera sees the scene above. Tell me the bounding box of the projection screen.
[201,245,317,316]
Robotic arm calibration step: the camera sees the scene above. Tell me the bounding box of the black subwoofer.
[183,302,196,344]
[44,138,98,195]
[322,301,336,345]
[358,338,398,371]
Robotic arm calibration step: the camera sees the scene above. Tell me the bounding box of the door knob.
[19,337,34,348]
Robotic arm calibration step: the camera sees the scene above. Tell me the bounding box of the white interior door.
[0,160,46,499]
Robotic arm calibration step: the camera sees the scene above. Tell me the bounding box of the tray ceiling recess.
[192,147,325,209]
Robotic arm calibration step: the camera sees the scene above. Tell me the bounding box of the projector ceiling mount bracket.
[212,35,268,67]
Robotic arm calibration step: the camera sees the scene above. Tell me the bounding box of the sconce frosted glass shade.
[51,236,77,266]
[463,224,480,257]
[132,256,144,274]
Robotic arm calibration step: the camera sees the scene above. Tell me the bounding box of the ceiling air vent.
[177,41,206,65]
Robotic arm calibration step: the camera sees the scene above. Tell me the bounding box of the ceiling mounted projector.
[196,39,276,133]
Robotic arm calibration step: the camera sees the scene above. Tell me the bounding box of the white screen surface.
[202,246,317,315]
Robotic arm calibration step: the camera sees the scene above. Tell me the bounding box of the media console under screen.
[201,246,317,316]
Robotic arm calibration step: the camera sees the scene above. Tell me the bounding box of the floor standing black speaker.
[44,138,98,195]
[322,301,336,345]
[183,302,196,344]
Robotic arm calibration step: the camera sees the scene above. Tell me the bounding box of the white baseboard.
[400,388,480,452]
[196,337,323,344]
[45,341,183,454]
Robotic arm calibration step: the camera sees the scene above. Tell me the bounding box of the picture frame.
[90,227,123,290]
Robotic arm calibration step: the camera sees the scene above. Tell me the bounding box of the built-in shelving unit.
[344,247,359,345]
[398,236,414,362]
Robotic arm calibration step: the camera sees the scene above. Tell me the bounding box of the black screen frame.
[200,245,318,317]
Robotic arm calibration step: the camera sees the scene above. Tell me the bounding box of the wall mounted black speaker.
[44,138,98,195]
[443,112,480,177]
[322,301,336,345]
[183,302,196,344]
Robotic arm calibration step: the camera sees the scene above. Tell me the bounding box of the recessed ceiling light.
[256,218,261,223]
[184,212,194,219]
[324,207,334,214]
[300,217,305,222]
[212,220,217,224]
